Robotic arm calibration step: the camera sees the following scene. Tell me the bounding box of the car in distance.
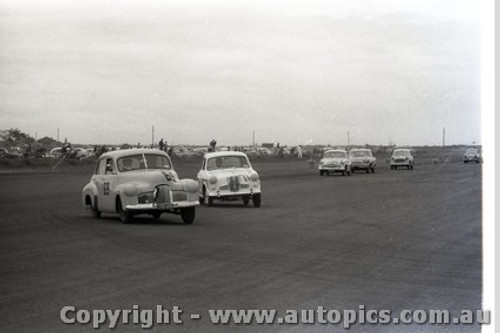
[390,149,414,170]
[349,148,376,173]
[463,148,482,164]
[197,151,261,207]
[82,149,199,224]
[0,147,20,159]
[319,149,351,176]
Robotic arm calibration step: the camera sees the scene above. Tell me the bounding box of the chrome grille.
[171,191,188,202]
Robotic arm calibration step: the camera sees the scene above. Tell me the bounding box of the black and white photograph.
[0,0,495,332]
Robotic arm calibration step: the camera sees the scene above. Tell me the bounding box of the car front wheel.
[181,207,195,224]
[253,193,261,208]
[204,187,213,207]
[117,198,132,224]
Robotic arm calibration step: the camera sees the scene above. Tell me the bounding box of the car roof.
[393,149,411,152]
[204,151,248,158]
[349,148,371,152]
[324,149,347,153]
[100,148,169,159]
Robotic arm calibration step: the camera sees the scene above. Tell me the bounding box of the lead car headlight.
[138,191,155,204]
[250,172,259,182]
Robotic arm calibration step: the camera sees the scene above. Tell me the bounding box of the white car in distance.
[318,150,352,176]
[197,152,261,207]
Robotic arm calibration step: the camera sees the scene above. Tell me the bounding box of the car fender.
[114,183,147,208]
[82,182,98,208]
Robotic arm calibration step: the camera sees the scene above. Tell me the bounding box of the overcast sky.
[0,0,484,146]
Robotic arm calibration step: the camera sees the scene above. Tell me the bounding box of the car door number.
[103,182,110,196]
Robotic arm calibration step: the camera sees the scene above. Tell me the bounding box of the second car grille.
[171,191,188,202]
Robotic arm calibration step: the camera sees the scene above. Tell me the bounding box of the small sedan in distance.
[390,149,414,170]
[463,148,482,164]
[197,152,261,207]
[319,150,351,176]
[349,149,376,173]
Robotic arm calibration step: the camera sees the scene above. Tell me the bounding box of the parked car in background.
[82,149,199,224]
[197,152,261,207]
[319,149,351,176]
[390,149,414,170]
[73,147,89,159]
[463,148,482,164]
[0,147,20,158]
[349,148,376,173]
[49,147,64,158]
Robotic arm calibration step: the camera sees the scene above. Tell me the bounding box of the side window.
[96,159,106,175]
[105,158,114,174]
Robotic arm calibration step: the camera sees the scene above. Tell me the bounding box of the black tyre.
[90,197,101,218]
[319,170,324,176]
[152,212,161,220]
[203,187,214,207]
[243,195,250,206]
[410,164,414,170]
[253,193,261,208]
[181,207,195,224]
[366,168,370,173]
[117,198,132,224]
[371,166,376,173]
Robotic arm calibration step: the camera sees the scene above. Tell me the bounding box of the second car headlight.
[250,172,259,182]
[209,176,218,184]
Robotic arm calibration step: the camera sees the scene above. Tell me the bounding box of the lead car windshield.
[117,154,172,172]
[207,156,250,171]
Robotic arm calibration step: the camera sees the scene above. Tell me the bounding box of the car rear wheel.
[253,193,261,208]
[89,197,101,218]
[243,195,250,206]
[117,198,132,224]
[181,207,195,224]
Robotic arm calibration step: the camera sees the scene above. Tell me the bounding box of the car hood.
[119,169,197,192]
[350,156,375,162]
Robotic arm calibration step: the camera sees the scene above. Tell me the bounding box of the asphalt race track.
[0,160,482,332]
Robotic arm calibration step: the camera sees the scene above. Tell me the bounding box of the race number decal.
[103,182,110,196]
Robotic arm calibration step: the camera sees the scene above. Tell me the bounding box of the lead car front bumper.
[126,201,199,211]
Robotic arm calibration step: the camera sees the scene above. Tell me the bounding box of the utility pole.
[442,127,445,147]
[152,125,155,147]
